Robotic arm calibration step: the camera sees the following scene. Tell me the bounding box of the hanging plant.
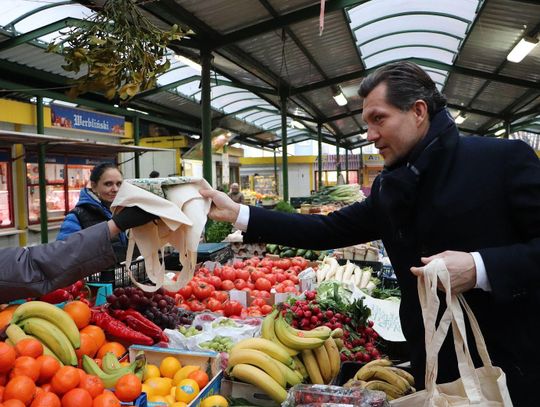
[47,0,186,102]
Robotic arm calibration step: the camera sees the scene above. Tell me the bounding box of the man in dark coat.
[201,61,540,406]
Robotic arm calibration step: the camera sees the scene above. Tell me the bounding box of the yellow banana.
[279,314,331,340]
[230,364,288,403]
[301,349,324,384]
[388,366,415,386]
[4,338,13,346]
[334,338,344,349]
[17,318,77,366]
[274,315,325,350]
[364,380,403,400]
[323,337,341,381]
[228,348,287,388]
[231,338,295,368]
[312,344,332,384]
[101,352,124,374]
[356,366,410,394]
[11,301,80,348]
[292,356,309,379]
[331,328,344,338]
[261,310,298,356]
[354,358,392,380]
[273,359,303,386]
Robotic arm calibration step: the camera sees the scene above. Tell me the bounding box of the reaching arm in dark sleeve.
[0,222,116,303]
[242,195,381,250]
[478,140,540,303]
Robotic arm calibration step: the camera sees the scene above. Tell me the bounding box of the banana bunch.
[7,301,81,366]
[228,337,305,403]
[82,352,146,388]
[300,336,341,385]
[266,310,331,351]
[343,359,416,401]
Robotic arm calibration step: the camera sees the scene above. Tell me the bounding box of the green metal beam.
[357,29,463,47]
[133,116,140,178]
[214,0,368,48]
[317,123,323,189]
[201,48,213,186]
[7,1,72,27]
[363,44,457,62]
[36,97,48,244]
[281,92,289,201]
[352,11,471,32]
[0,18,92,52]
[133,75,201,99]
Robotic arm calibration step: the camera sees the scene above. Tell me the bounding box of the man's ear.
[413,99,429,126]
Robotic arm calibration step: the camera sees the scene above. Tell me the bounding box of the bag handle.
[419,259,491,402]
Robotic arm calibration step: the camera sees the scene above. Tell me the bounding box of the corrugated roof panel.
[267,0,319,15]
[444,73,489,108]
[471,82,530,114]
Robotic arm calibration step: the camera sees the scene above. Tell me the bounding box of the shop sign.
[363,154,384,166]
[51,104,125,136]
[359,292,405,342]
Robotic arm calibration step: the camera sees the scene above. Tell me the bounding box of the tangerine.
[51,366,80,395]
[14,339,42,359]
[75,334,98,360]
[188,370,209,389]
[78,375,104,398]
[96,343,125,360]
[79,327,105,350]
[4,375,36,405]
[0,344,16,374]
[63,302,91,330]
[3,400,25,407]
[159,357,181,379]
[92,390,120,407]
[61,388,92,407]
[36,355,60,384]
[10,356,39,381]
[113,373,141,402]
[0,309,17,331]
[40,383,52,393]
[30,391,61,407]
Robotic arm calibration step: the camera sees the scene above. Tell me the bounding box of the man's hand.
[410,250,476,294]
[199,189,240,223]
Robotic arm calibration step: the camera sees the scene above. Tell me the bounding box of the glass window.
[27,162,66,223]
[66,164,93,210]
[0,161,13,228]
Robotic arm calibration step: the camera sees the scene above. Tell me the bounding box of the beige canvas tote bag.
[391,259,513,407]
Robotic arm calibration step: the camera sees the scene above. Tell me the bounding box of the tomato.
[178,303,191,311]
[207,276,222,290]
[236,268,250,281]
[234,279,247,290]
[206,298,222,312]
[255,278,272,292]
[193,282,214,300]
[291,257,308,269]
[282,279,295,287]
[250,289,260,298]
[289,265,302,274]
[223,300,243,317]
[178,285,193,300]
[260,259,273,269]
[265,273,277,286]
[274,283,285,293]
[275,272,287,283]
[221,280,235,291]
[246,258,260,267]
[259,290,271,299]
[257,267,270,274]
[213,267,222,278]
[251,298,267,307]
[188,299,205,312]
[250,270,266,283]
[247,307,262,317]
[288,274,299,284]
[221,267,237,281]
[247,281,255,290]
[233,261,245,269]
[261,304,273,315]
[211,290,228,302]
[278,259,292,270]
[284,286,297,293]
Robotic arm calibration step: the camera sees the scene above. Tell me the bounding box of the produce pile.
[310,184,365,205]
[265,244,329,261]
[317,257,378,292]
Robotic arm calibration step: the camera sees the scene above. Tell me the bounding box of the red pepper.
[39,289,71,304]
[91,311,153,346]
[123,309,168,343]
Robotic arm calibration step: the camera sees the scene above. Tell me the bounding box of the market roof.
[0,0,538,150]
[0,129,172,156]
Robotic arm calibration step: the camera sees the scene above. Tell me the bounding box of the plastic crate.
[84,257,148,288]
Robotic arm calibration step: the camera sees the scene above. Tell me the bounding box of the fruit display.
[199,336,234,353]
[178,325,202,337]
[283,383,389,407]
[343,359,416,401]
[82,351,145,388]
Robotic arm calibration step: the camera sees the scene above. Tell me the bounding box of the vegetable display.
[265,244,329,260]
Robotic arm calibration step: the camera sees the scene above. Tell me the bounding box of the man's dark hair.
[90,163,120,183]
[359,61,447,118]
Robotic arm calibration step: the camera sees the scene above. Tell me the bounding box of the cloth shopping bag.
[111,176,211,292]
[391,259,513,407]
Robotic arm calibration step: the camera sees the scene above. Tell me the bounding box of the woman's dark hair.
[358,61,447,118]
[90,163,121,183]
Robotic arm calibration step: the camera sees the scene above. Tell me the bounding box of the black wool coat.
[243,130,540,405]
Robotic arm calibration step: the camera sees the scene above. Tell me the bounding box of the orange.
[63,302,91,330]
[30,392,61,407]
[39,383,52,393]
[4,400,25,407]
[159,357,181,379]
[113,373,141,402]
[0,309,17,331]
[96,343,125,360]
[79,327,105,350]
[51,366,80,395]
[36,355,60,384]
[0,374,7,386]
[61,388,92,407]
[10,357,39,382]
[75,334,98,360]
[14,339,43,359]
[0,385,4,401]
[172,366,199,386]
[78,375,104,399]
[0,344,16,374]
[92,390,120,407]
[4,375,36,405]
[188,370,209,390]
[174,379,199,404]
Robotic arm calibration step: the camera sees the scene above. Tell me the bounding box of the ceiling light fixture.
[290,120,305,129]
[507,36,538,63]
[494,128,506,136]
[455,113,467,124]
[333,90,348,106]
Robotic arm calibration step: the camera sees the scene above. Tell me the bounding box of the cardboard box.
[129,345,223,407]
[220,378,279,407]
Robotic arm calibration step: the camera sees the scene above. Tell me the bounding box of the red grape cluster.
[106,286,193,329]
